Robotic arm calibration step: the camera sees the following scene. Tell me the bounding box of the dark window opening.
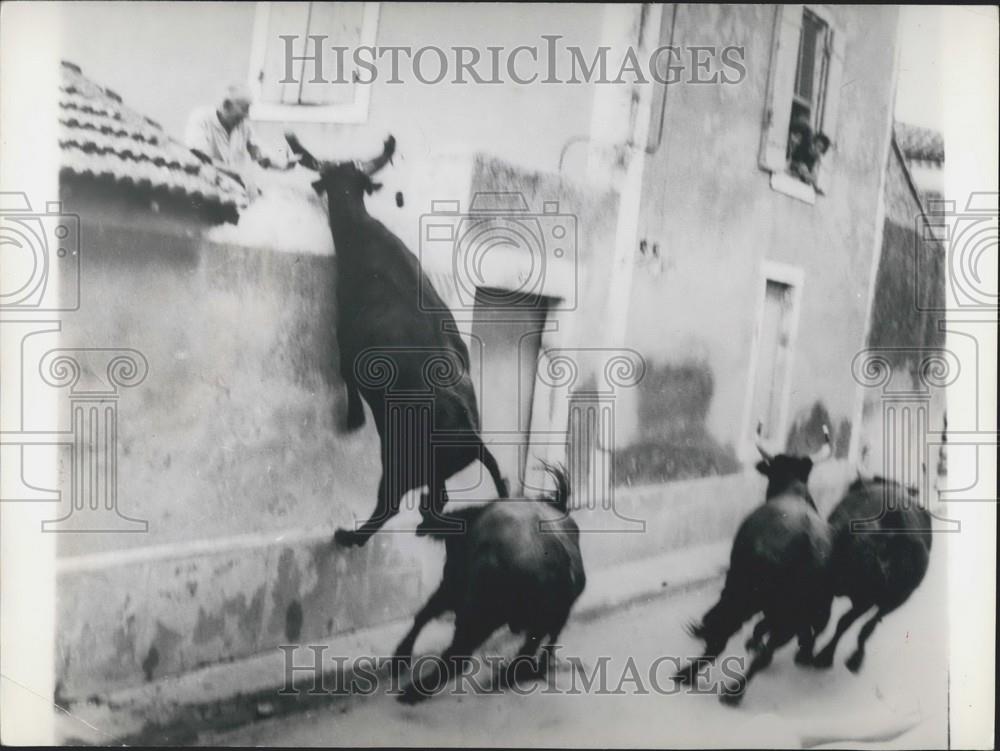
[787,9,832,187]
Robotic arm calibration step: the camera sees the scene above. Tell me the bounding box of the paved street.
[202,535,948,749]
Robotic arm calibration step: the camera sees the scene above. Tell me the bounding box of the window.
[759,5,845,199]
[248,2,380,123]
[790,10,830,148]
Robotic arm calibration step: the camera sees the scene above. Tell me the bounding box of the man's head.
[217,84,252,129]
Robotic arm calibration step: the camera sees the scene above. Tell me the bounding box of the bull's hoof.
[719,684,745,706]
[794,648,813,666]
[398,682,432,705]
[501,657,543,688]
[345,410,365,431]
[811,649,834,668]
[397,687,425,705]
[333,528,364,548]
[845,651,864,674]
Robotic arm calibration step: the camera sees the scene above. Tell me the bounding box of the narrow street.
[202,538,948,748]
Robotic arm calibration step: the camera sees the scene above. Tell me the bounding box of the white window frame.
[247,1,380,124]
[738,260,805,464]
[759,4,845,203]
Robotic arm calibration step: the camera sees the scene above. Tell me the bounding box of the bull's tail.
[480,445,509,499]
[539,461,571,513]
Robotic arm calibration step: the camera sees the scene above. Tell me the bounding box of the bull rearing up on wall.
[286,133,509,547]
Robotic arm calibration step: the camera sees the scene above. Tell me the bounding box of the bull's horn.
[284,132,321,171]
[359,135,396,176]
[810,424,833,463]
[755,421,773,463]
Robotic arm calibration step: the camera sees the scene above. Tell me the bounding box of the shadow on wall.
[611,361,740,486]
[868,220,946,359]
[785,401,851,459]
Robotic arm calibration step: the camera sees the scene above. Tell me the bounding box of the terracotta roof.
[59,61,247,210]
[894,122,945,164]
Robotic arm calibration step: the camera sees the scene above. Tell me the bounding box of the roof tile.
[59,61,247,210]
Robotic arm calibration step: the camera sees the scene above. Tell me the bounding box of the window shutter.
[259,2,312,105]
[759,4,804,172]
[298,2,367,106]
[814,30,846,195]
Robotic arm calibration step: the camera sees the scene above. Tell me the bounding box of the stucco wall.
[856,141,947,474]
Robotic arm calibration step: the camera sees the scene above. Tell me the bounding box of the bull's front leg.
[340,356,366,430]
[394,584,451,661]
[345,381,365,430]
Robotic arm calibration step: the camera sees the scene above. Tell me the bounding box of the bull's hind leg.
[539,611,571,674]
[745,618,769,653]
[720,626,794,706]
[846,601,902,673]
[674,594,749,686]
[813,601,871,668]
[334,474,404,548]
[794,625,816,665]
[416,472,465,536]
[502,631,546,687]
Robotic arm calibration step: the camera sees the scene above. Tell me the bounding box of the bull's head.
[285,132,396,202]
[754,422,832,500]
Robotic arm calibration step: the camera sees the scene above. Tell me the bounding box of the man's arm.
[244,124,273,168]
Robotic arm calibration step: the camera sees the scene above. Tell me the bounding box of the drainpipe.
[587,3,665,351]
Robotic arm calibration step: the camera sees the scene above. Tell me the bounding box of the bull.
[674,425,835,704]
[285,133,509,547]
[811,475,932,672]
[393,463,585,703]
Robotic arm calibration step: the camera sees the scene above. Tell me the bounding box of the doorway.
[470,287,551,496]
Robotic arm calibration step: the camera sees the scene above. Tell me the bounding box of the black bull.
[285,133,509,547]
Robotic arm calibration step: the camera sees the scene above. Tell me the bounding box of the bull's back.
[727,498,832,599]
[335,232,480,430]
[733,498,832,567]
[467,503,585,601]
[828,479,932,597]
